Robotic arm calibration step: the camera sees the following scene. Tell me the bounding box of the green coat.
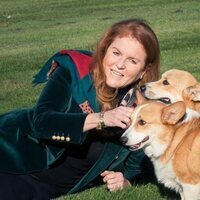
[0,50,146,194]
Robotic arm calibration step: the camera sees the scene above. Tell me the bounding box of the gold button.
[52,135,56,140]
[56,136,61,140]
[60,136,65,141]
[66,136,70,142]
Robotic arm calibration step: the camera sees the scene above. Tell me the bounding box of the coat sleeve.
[32,63,88,144]
[123,149,150,184]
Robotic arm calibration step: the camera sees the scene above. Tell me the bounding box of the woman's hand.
[103,106,134,129]
[101,170,131,192]
[83,106,134,132]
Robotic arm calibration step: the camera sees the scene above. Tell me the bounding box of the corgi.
[140,69,200,112]
[120,101,200,200]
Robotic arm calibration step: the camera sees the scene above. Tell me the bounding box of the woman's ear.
[140,64,150,80]
[139,70,146,80]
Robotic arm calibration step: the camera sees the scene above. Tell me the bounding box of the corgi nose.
[140,85,146,93]
[120,136,128,145]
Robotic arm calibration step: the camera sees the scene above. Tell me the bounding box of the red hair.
[91,19,160,110]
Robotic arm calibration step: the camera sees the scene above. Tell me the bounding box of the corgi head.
[140,69,198,105]
[120,101,186,157]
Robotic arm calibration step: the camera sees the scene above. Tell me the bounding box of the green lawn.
[0,0,199,199]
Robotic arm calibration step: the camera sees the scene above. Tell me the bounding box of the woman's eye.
[130,59,137,65]
[163,79,169,85]
[113,51,120,56]
[138,119,146,126]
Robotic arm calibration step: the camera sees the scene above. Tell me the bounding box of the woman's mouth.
[110,69,124,77]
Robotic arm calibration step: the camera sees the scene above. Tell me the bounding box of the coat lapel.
[80,75,100,112]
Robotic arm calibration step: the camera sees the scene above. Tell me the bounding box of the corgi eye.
[163,80,169,85]
[138,119,146,126]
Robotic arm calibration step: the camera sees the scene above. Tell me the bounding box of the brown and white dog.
[120,101,200,200]
[140,69,200,112]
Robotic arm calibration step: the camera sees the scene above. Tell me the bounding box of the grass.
[0,0,199,199]
[0,0,199,113]
[57,184,177,200]
[57,183,180,200]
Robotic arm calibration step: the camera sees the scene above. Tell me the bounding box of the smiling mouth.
[111,69,124,77]
[129,136,149,151]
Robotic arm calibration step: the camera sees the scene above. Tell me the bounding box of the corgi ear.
[183,83,200,102]
[161,101,186,125]
[135,89,148,105]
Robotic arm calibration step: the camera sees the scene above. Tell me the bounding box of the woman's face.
[103,36,147,89]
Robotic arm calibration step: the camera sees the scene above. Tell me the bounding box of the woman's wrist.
[96,111,106,130]
[83,112,106,132]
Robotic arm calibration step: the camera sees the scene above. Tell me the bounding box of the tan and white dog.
[140,69,200,112]
[120,101,200,200]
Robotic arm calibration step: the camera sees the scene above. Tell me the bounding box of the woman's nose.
[116,60,125,69]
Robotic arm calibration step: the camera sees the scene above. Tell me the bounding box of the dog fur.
[121,101,200,200]
[140,69,200,112]
[182,83,200,112]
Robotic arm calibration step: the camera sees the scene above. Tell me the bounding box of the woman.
[0,18,160,199]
